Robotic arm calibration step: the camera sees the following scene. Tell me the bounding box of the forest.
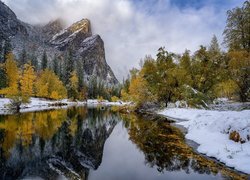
[0,1,249,111]
[0,46,121,110]
[121,1,249,109]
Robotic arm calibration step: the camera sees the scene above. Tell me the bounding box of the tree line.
[121,1,250,108]
[0,43,121,111]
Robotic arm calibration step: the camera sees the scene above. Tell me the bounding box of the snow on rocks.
[158,108,250,174]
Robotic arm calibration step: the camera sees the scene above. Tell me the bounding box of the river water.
[0,106,247,179]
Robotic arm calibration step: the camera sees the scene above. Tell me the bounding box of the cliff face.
[0,2,118,85]
[0,1,27,40]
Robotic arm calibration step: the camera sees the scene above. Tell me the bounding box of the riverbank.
[158,108,250,174]
[0,98,128,115]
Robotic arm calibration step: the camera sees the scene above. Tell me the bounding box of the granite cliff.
[0,1,118,85]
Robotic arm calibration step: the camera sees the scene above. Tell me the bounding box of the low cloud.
[2,0,244,80]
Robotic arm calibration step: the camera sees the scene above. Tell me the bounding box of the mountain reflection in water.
[0,107,247,180]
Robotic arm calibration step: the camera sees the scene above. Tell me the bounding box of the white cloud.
[1,0,245,81]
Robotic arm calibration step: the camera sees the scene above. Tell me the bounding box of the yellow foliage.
[35,69,67,100]
[20,63,36,103]
[0,53,19,97]
[111,96,119,102]
[121,89,130,101]
[129,73,154,106]
[214,80,239,99]
[97,96,104,102]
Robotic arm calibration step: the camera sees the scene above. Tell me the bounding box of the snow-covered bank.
[158,108,250,174]
[0,98,129,115]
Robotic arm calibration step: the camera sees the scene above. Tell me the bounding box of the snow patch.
[158,108,250,174]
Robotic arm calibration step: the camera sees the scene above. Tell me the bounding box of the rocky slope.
[0,1,118,85]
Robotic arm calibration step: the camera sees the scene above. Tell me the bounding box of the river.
[0,106,247,179]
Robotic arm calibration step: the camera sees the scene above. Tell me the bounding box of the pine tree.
[208,35,220,54]
[20,63,35,103]
[223,1,250,52]
[69,71,79,100]
[52,56,59,75]
[3,39,12,63]
[0,64,6,89]
[41,50,48,70]
[19,48,27,68]
[31,53,38,71]
[64,50,74,85]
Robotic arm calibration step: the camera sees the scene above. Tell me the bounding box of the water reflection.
[0,107,118,179]
[122,114,247,179]
[0,107,247,180]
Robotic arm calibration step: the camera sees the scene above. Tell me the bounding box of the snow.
[0,98,129,115]
[158,108,250,174]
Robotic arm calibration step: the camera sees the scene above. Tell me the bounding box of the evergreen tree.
[88,76,98,99]
[30,53,38,71]
[223,1,250,52]
[64,50,74,85]
[19,48,27,68]
[52,56,59,75]
[0,64,6,89]
[41,50,48,70]
[3,39,12,63]
[208,35,220,54]
[0,41,3,63]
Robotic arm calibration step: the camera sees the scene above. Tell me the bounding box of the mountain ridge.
[0,1,119,85]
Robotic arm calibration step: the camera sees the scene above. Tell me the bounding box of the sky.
[1,0,245,81]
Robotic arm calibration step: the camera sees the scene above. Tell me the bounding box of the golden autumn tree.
[228,51,250,101]
[20,63,36,103]
[128,71,155,107]
[35,69,67,100]
[0,53,19,96]
[0,53,22,111]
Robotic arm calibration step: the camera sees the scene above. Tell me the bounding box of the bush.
[111,96,119,102]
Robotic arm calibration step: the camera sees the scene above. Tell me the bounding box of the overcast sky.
[2,0,245,81]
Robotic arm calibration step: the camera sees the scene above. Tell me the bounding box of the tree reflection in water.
[122,113,247,179]
[0,107,118,179]
[0,107,247,180]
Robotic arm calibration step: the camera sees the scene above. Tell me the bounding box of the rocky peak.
[69,18,91,35]
[42,18,65,40]
[0,1,27,39]
[0,2,119,85]
[50,18,92,51]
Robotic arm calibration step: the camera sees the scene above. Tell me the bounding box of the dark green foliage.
[41,50,48,70]
[223,1,250,52]
[30,53,38,71]
[0,67,6,89]
[64,50,74,85]
[3,39,12,63]
[19,48,27,68]
[52,56,59,75]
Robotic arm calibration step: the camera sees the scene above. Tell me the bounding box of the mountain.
[0,1,118,85]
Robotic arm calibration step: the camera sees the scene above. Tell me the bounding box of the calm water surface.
[0,106,246,180]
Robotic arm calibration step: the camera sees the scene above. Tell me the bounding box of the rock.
[0,2,118,85]
[175,101,188,108]
[229,131,246,144]
[0,1,27,40]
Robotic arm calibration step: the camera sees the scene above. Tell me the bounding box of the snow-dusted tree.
[41,50,48,70]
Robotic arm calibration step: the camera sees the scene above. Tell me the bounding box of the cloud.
[1,0,245,81]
